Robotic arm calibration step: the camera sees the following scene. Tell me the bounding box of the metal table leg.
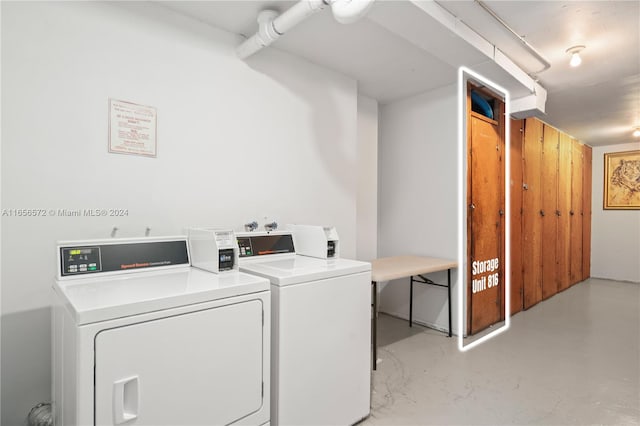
[447,268,452,337]
[409,276,414,327]
[372,281,377,371]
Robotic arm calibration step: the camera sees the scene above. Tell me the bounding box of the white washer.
[237,231,371,426]
[52,237,270,426]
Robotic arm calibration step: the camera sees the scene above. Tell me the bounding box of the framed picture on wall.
[603,150,640,210]
[109,98,157,157]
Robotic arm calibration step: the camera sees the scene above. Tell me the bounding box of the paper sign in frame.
[109,98,157,158]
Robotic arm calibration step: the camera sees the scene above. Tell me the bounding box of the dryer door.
[94,299,264,425]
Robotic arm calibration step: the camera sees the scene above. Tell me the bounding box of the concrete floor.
[365,278,640,425]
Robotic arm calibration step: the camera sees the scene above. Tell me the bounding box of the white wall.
[356,95,378,261]
[1,2,364,424]
[591,142,640,282]
[378,83,459,333]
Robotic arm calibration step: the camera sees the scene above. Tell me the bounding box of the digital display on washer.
[327,240,336,258]
[237,234,295,257]
[218,248,235,271]
[61,246,102,275]
[60,240,190,276]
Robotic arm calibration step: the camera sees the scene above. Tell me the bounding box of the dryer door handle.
[114,376,139,424]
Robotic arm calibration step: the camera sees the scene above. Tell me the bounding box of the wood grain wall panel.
[570,139,584,285]
[469,115,503,334]
[557,133,572,291]
[582,145,592,280]
[522,118,543,309]
[509,119,524,315]
[498,103,506,322]
[541,125,559,299]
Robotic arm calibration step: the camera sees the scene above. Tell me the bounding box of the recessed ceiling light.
[566,45,585,67]
[633,127,640,138]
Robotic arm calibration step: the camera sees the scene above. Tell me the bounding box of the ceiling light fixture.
[633,127,640,138]
[566,45,585,67]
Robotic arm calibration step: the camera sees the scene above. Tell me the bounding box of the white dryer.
[236,231,371,426]
[52,237,270,426]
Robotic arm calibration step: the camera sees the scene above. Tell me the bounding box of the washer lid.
[239,255,371,286]
[54,268,269,325]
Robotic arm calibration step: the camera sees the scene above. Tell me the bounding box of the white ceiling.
[160,0,640,147]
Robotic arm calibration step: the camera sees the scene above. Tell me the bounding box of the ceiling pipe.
[236,0,375,59]
[332,0,376,24]
[474,0,551,76]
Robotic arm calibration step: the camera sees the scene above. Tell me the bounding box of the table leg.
[409,276,414,327]
[372,281,377,371]
[447,268,452,337]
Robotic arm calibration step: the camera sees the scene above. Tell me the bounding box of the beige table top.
[371,255,457,282]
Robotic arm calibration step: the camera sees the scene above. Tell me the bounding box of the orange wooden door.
[582,145,592,280]
[509,119,524,315]
[469,115,503,333]
[541,125,559,299]
[557,133,572,291]
[522,118,543,309]
[570,139,584,285]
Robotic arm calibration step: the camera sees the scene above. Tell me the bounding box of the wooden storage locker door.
[541,125,559,299]
[522,118,543,309]
[570,139,584,285]
[557,133,573,291]
[469,115,503,334]
[582,145,592,280]
[509,119,524,315]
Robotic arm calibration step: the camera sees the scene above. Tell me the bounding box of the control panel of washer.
[237,234,295,258]
[59,239,190,277]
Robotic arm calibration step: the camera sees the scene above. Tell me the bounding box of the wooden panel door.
[582,145,592,280]
[557,133,572,291]
[469,115,503,334]
[541,125,559,299]
[522,118,543,309]
[509,119,524,315]
[570,139,584,285]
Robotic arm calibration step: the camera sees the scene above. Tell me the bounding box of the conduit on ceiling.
[236,0,375,59]
[474,0,551,76]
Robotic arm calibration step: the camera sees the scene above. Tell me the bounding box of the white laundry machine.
[52,236,270,426]
[236,231,371,426]
[288,224,340,259]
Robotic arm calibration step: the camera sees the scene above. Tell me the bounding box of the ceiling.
[160,1,640,147]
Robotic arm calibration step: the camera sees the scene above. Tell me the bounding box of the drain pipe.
[236,0,375,59]
[236,0,327,60]
[475,0,551,75]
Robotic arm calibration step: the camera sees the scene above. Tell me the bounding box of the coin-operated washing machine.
[236,230,371,426]
[52,236,270,426]
[188,228,239,273]
[288,224,340,259]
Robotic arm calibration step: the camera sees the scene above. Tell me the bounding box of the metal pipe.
[475,0,551,75]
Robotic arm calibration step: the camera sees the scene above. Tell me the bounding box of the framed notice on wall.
[603,150,640,210]
[109,99,157,157]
